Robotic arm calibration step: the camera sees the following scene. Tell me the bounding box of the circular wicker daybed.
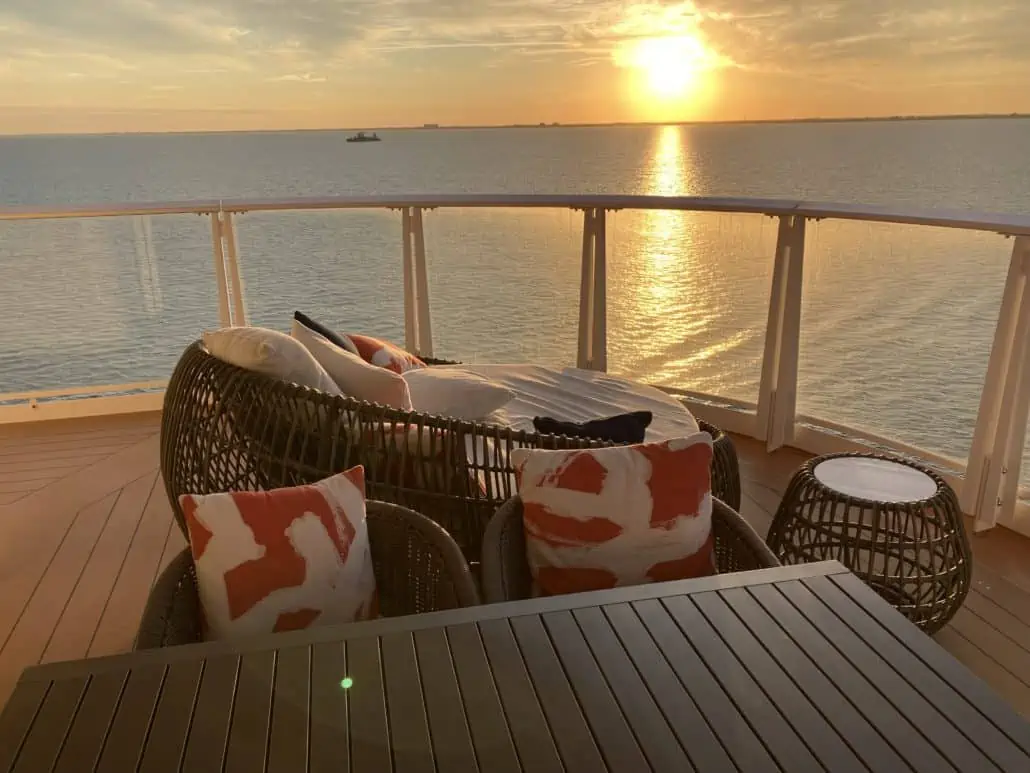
[161,340,741,566]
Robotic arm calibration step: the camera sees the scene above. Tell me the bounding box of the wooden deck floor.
[1,414,1030,719]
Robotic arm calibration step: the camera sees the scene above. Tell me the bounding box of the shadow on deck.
[1,414,1029,716]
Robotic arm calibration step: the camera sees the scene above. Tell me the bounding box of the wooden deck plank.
[973,565,1030,622]
[0,434,160,550]
[962,589,1030,666]
[935,626,1030,718]
[153,516,186,590]
[88,479,176,657]
[0,491,120,708]
[0,489,121,643]
[0,413,160,444]
[1,411,1030,732]
[0,444,146,466]
[0,472,60,489]
[949,607,1030,692]
[0,432,152,456]
[0,423,155,444]
[41,473,160,665]
[0,455,118,477]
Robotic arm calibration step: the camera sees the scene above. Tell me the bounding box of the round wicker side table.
[766,452,972,633]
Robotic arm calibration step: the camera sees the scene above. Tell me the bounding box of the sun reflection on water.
[614,126,712,381]
[638,127,687,318]
[609,125,761,394]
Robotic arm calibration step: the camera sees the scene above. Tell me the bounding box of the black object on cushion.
[533,410,653,444]
[293,311,360,355]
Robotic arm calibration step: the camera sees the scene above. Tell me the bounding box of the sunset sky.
[1,0,1028,134]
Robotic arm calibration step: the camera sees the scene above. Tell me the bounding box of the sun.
[619,35,715,100]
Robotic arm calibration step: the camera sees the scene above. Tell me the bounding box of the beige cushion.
[291,319,412,410]
[203,326,342,395]
[403,366,514,421]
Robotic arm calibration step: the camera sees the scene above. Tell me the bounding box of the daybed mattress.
[445,364,700,497]
[464,364,699,439]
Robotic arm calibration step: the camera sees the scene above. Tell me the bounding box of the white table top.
[814,456,938,502]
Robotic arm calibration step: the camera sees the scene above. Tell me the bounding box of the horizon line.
[1,111,1027,138]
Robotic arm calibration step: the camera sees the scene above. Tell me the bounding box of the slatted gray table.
[2,561,1029,772]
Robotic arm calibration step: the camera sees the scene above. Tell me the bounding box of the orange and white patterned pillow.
[347,333,426,374]
[511,434,715,597]
[180,467,377,640]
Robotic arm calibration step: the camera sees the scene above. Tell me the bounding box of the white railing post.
[756,215,806,450]
[221,211,248,326]
[208,212,232,327]
[593,209,608,372]
[401,208,417,353]
[962,235,1030,531]
[577,209,595,369]
[412,207,434,357]
[576,208,608,371]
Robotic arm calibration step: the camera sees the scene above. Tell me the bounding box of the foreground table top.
[2,561,1029,772]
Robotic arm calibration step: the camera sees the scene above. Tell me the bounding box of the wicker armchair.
[135,501,479,649]
[481,495,779,603]
[161,340,740,566]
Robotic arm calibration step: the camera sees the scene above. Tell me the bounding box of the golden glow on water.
[638,126,687,323]
[609,125,771,395]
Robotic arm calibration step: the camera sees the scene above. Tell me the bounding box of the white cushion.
[203,326,342,395]
[402,366,514,421]
[291,319,412,410]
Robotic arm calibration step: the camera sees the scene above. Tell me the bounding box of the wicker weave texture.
[766,452,972,633]
[480,495,780,603]
[161,341,741,565]
[135,501,479,649]
[698,419,741,510]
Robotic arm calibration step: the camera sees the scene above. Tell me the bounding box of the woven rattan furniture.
[161,340,740,566]
[766,452,972,633]
[700,419,741,510]
[480,495,780,603]
[135,501,479,649]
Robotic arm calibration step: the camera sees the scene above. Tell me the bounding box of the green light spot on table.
[340,677,353,689]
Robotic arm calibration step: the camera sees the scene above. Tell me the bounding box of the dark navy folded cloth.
[533,411,653,444]
[293,310,360,355]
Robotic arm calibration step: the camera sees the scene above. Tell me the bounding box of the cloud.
[695,1,1030,77]
[268,72,328,83]
[0,0,1026,113]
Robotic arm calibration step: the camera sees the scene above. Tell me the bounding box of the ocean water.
[2,119,1030,475]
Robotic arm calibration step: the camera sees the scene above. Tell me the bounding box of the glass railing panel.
[0,214,218,394]
[234,210,405,343]
[606,210,777,404]
[797,220,1008,467]
[423,208,581,365]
